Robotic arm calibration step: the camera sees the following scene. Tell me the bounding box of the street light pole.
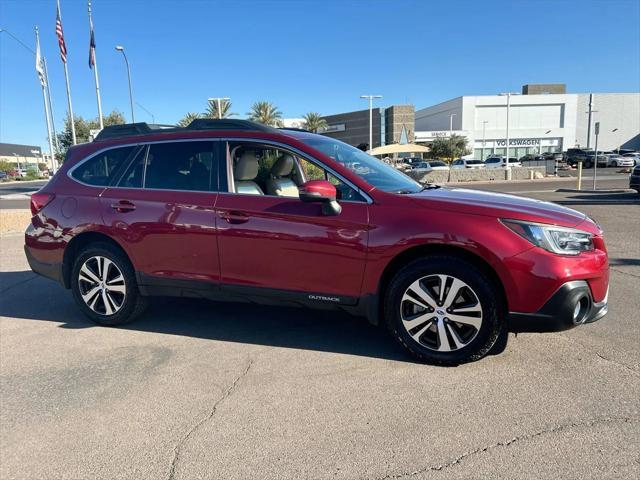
[360,95,382,152]
[481,120,488,160]
[115,46,134,122]
[208,97,231,119]
[499,92,520,180]
[449,113,457,162]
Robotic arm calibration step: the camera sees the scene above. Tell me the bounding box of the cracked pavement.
[1,181,639,479]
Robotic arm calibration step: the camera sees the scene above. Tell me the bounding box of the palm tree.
[204,99,236,119]
[248,101,283,127]
[177,112,201,127]
[302,112,328,133]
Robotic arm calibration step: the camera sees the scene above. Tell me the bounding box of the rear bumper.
[24,245,64,285]
[509,280,608,332]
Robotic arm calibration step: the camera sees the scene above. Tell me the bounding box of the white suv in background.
[451,159,485,169]
[484,156,522,169]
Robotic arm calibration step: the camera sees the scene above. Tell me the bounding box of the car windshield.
[466,160,484,165]
[295,133,423,194]
[431,161,446,167]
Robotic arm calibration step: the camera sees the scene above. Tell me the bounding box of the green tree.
[248,101,283,127]
[204,99,236,119]
[0,160,14,172]
[301,112,328,133]
[428,135,471,161]
[177,112,201,127]
[56,110,126,163]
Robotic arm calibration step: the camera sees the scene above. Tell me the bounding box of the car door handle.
[220,211,249,224]
[110,200,136,213]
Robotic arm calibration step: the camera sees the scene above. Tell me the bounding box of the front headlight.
[501,219,594,255]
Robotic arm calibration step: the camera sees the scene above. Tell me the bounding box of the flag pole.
[88,1,103,129]
[42,57,60,153]
[35,26,57,172]
[57,0,76,144]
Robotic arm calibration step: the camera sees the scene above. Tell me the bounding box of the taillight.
[30,192,54,216]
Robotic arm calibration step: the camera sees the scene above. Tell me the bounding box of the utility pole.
[586,93,594,149]
[449,113,457,162]
[481,120,488,160]
[360,95,382,152]
[592,122,600,190]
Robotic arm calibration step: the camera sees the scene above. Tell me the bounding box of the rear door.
[100,140,221,286]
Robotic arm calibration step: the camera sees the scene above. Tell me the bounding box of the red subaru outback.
[25,120,609,364]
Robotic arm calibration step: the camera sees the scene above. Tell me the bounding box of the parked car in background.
[411,161,449,172]
[543,152,565,162]
[0,171,8,180]
[451,159,485,169]
[519,154,545,162]
[606,154,634,168]
[565,148,593,168]
[622,152,640,166]
[485,156,522,169]
[403,157,423,166]
[24,119,610,364]
[630,165,640,193]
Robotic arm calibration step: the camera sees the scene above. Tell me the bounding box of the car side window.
[143,141,216,191]
[72,146,136,186]
[117,146,147,188]
[226,141,365,202]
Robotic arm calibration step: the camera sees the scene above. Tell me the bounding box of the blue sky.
[1,0,639,149]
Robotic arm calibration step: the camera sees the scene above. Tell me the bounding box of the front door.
[100,140,220,285]
[215,140,369,303]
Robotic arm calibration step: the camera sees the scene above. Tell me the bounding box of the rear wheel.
[71,242,147,326]
[384,256,504,365]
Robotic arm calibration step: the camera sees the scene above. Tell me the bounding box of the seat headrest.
[235,151,259,180]
[271,154,295,177]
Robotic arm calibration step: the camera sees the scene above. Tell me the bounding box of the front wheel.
[384,256,505,365]
[71,242,147,326]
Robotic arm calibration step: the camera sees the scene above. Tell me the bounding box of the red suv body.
[25,120,609,364]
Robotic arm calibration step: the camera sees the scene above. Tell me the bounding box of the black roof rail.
[186,118,277,132]
[93,123,182,141]
[93,119,279,141]
[279,127,311,133]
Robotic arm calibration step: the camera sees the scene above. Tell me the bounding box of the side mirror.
[299,180,342,216]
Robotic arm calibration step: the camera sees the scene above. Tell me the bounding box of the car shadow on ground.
[555,191,639,206]
[0,271,511,364]
[609,257,640,267]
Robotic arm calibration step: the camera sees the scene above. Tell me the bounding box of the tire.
[71,242,147,326]
[584,161,592,169]
[384,256,505,365]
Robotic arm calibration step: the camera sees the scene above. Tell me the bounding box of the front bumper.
[509,280,608,332]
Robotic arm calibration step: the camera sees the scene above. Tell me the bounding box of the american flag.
[89,16,96,68]
[56,3,67,64]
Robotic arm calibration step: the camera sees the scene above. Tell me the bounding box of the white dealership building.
[415,85,640,160]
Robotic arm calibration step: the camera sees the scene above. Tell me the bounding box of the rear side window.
[72,146,136,186]
[145,142,215,191]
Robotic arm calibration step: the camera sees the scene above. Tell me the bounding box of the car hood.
[409,187,587,227]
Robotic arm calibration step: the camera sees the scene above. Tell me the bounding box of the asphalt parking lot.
[1,179,638,479]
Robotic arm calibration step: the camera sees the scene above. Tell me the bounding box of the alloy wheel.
[400,274,483,352]
[77,255,126,316]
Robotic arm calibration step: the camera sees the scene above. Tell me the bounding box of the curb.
[555,188,635,194]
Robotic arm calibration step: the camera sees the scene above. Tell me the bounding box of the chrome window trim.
[222,138,373,204]
[67,138,221,192]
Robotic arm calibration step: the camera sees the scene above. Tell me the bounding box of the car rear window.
[71,146,136,186]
